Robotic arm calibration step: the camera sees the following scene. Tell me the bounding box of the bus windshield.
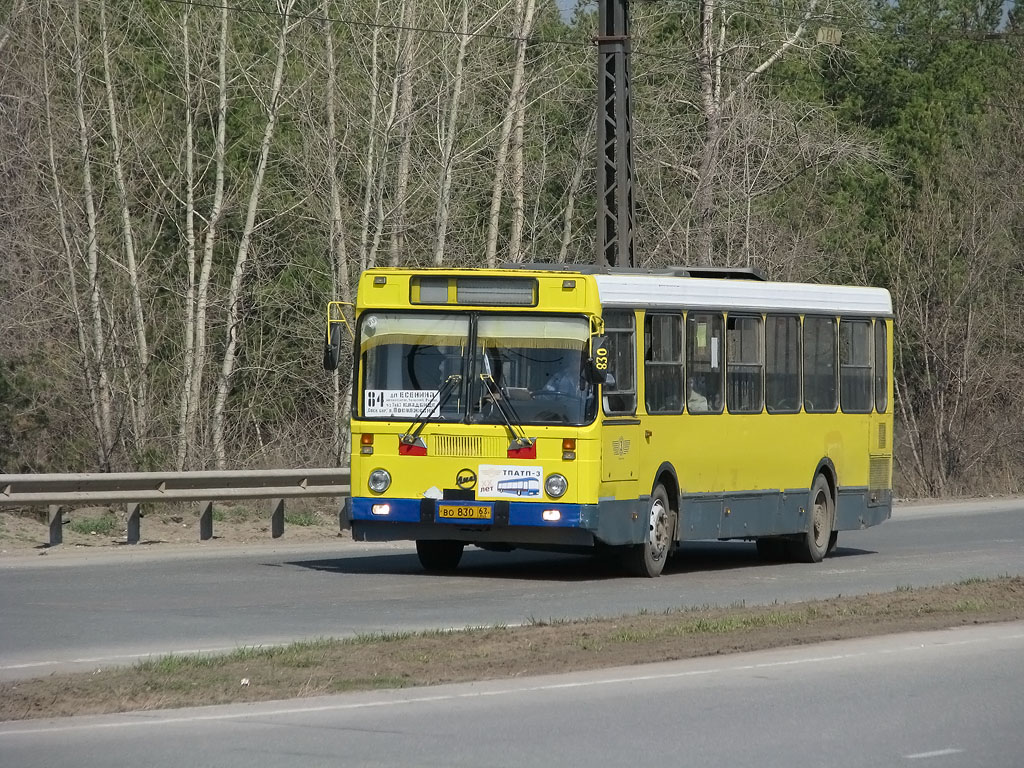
[358,312,595,425]
[359,313,468,421]
[471,315,594,426]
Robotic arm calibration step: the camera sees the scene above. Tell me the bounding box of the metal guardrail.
[0,469,351,547]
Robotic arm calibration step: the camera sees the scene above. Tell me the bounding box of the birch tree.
[323,0,353,464]
[210,0,298,469]
[98,0,149,450]
[176,0,229,470]
[70,0,114,468]
[484,0,537,267]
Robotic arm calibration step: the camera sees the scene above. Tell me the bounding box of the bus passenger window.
[686,313,723,413]
[644,313,683,414]
[840,319,873,413]
[874,319,888,413]
[603,311,636,415]
[726,315,763,414]
[803,316,837,413]
[766,315,800,413]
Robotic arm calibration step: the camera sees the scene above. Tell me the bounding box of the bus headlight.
[545,473,567,499]
[368,469,391,493]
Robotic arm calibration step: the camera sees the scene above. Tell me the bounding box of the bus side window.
[726,315,763,414]
[686,313,724,413]
[840,318,872,413]
[803,316,837,413]
[874,319,888,413]
[766,315,800,413]
[644,313,683,414]
[603,310,636,415]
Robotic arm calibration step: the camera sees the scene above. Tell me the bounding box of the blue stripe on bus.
[350,497,585,528]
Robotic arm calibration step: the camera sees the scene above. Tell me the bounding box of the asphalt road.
[2,622,1022,768]
[1,498,1022,680]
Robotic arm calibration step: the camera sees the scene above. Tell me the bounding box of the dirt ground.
[0,500,351,558]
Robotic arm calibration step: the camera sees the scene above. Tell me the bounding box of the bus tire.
[623,484,674,578]
[416,540,464,572]
[826,530,839,556]
[790,475,834,563]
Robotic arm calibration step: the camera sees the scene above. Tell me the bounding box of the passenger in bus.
[687,377,709,412]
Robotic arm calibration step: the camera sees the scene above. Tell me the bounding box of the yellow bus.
[324,265,893,577]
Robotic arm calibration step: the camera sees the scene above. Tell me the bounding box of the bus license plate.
[437,504,493,523]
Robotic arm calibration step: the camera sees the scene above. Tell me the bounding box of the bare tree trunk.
[72,0,114,469]
[433,0,470,266]
[99,0,149,452]
[211,0,296,469]
[357,22,382,272]
[484,0,536,267]
[366,20,403,270]
[557,112,593,264]
[175,0,197,470]
[178,0,229,470]
[42,7,105,468]
[324,0,352,465]
[0,0,28,56]
[389,0,417,266]
[507,29,532,264]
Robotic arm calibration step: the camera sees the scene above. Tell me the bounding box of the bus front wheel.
[623,484,674,578]
[416,540,464,572]
[791,475,835,563]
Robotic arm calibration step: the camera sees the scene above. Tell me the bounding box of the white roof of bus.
[594,274,892,316]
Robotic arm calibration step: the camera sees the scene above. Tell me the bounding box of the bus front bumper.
[346,496,648,548]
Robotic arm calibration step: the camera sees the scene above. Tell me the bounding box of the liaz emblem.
[456,469,477,490]
[612,437,631,456]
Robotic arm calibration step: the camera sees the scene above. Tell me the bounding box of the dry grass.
[2,575,1022,722]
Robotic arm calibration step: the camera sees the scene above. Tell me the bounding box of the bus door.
[600,310,640,487]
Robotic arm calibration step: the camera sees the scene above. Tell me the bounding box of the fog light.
[545,473,567,498]
[542,509,561,522]
[371,504,391,516]
[368,469,391,493]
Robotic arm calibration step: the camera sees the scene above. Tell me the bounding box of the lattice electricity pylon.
[595,0,636,269]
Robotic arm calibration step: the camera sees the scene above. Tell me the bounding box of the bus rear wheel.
[623,484,674,578]
[790,475,834,563]
[416,540,464,572]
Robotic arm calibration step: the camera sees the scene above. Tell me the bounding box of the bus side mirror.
[323,322,342,371]
[586,336,615,386]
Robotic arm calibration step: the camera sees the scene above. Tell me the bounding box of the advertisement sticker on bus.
[477,464,543,499]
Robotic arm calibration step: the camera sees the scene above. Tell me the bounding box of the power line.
[154,0,1023,52]
[149,0,1024,113]
[155,0,594,48]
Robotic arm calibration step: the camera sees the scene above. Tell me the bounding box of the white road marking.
[0,646,266,672]
[905,748,964,759]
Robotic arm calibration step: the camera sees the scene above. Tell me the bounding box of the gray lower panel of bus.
[671,486,891,543]
[347,488,891,549]
[587,486,891,546]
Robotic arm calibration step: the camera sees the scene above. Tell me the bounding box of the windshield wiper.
[399,373,462,450]
[478,373,535,452]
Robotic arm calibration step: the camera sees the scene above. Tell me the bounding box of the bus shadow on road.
[286,541,876,581]
[664,541,876,575]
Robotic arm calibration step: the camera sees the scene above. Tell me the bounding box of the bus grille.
[877,423,887,450]
[431,435,505,458]
[869,456,891,491]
